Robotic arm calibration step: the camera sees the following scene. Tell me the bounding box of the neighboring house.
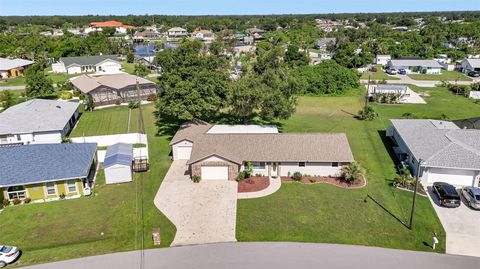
[244,27,266,41]
[315,37,336,51]
[369,84,408,96]
[434,54,454,71]
[52,55,121,74]
[460,58,480,74]
[387,119,480,187]
[134,45,156,57]
[375,55,391,65]
[70,73,157,106]
[386,59,443,74]
[0,99,80,145]
[104,143,133,184]
[0,143,97,203]
[167,27,188,42]
[191,29,215,44]
[89,20,135,34]
[170,119,354,180]
[0,57,34,79]
[133,30,159,42]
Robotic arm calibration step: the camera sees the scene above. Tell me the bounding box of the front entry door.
[270,162,278,178]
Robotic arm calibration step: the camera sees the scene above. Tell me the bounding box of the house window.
[7,186,26,200]
[16,134,21,141]
[299,162,306,167]
[252,162,266,169]
[332,162,339,167]
[66,180,77,193]
[45,182,56,196]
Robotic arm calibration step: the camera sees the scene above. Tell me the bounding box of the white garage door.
[426,168,475,186]
[176,146,192,160]
[201,166,229,180]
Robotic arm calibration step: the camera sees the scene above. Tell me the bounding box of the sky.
[0,0,478,16]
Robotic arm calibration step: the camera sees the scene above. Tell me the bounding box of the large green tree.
[25,64,55,98]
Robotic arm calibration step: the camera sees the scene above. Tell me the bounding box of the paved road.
[21,242,480,269]
[361,76,480,87]
[0,85,26,91]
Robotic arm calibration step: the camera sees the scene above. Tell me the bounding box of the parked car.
[461,186,480,210]
[0,246,19,268]
[398,69,407,75]
[432,182,461,208]
[386,68,397,75]
[467,71,480,77]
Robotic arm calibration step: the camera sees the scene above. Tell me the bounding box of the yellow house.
[0,57,34,79]
[0,143,97,204]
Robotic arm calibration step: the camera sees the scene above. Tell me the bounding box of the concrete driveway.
[154,160,237,246]
[426,187,480,257]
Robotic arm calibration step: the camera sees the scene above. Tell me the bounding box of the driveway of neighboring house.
[154,160,238,246]
[426,187,480,257]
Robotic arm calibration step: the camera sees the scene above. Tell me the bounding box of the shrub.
[147,93,157,102]
[24,197,31,204]
[255,173,262,177]
[370,66,378,72]
[60,91,72,100]
[128,101,139,109]
[59,193,66,199]
[2,198,10,207]
[236,171,247,181]
[309,177,317,183]
[192,175,201,183]
[292,171,302,181]
[341,162,365,184]
[244,162,253,178]
[421,69,427,74]
[12,198,21,205]
[72,89,81,97]
[115,99,122,105]
[402,112,415,119]
[357,105,378,121]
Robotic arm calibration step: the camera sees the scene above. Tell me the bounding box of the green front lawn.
[0,76,26,86]
[408,70,472,81]
[238,87,480,252]
[70,106,138,137]
[0,104,176,267]
[361,65,400,81]
[121,61,135,74]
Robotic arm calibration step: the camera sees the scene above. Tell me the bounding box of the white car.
[0,246,20,267]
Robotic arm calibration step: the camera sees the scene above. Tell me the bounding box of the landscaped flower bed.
[281,175,366,189]
[238,176,270,193]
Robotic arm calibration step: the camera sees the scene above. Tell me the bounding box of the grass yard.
[121,61,135,74]
[408,70,472,81]
[0,76,26,86]
[238,87,480,253]
[0,104,176,267]
[361,65,400,81]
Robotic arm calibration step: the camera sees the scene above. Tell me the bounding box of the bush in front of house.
[341,162,365,184]
[12,198,21,205]
[2,198,9,207]
[24,197,31,204]
[292,171,303,181]
[128,101,139,109]
[236,171,247,181]
[147,93,157,102]
[60,91,72,100]
[192,175,201,183]
[357,105,378,121]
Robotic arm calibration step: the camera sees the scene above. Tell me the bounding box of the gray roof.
[0,143,97,187]
[464,58,480,68]
[0,57,34,71]
[316,38,337,48]
[0,99,79,135]
[60,55,119,68]
[70,73,155,93]
[390,119,480,170]
[104,142,132,168]
[388,59,442,68]
[188,133,354,165]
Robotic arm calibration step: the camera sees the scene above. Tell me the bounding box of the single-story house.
[70,73,157,106]
[191,29,215,44]
[0,99,80,145]
[387,119,480,187]
[386,59,443,74]
[315,38,336,51]
[244,28,266,41]
[104,143,133,184]
[0,57,34,79]
[170,119,354,180]
[369,84,408,96]
[89,20,135,35]
[460,58,480,74]
[375,55,391,65]
[51,55,121,74]
[0,143,97,203]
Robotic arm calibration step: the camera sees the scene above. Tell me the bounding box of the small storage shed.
[104,143,133,184]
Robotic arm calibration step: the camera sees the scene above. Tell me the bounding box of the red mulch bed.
[281,175,366,189]
[238,176,270,193]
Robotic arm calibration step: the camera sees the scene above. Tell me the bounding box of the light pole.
[409,158,425,230]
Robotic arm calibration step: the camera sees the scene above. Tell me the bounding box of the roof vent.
[56,105,61,109]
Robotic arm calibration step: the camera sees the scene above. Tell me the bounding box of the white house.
[387,59,443,74]
[170,119,354,180]
[0,99,79,145]
[375,55,391,65]
[387,119,480,187]
[460,58,480,74]
[167,27,188,42]
[191,29,215,44]
[104,143,133,184]
[52,55,121,74]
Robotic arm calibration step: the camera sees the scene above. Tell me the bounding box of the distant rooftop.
[0,57,34,71]
[60,55,119,68]
[70,73,154,93]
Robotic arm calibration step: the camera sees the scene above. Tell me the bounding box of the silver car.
[461,187,480,210]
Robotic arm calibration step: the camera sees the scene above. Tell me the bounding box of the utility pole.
[409,159,424,230]
[365,71,371,109]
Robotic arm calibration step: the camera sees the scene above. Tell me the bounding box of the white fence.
[97,147,149,163]
[71,133,147,147]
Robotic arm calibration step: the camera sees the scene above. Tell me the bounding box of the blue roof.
[134,45,156,57]
[0,143,97,187]
[104,143,132,168]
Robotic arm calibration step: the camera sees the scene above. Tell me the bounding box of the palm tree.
[341,162,365,184]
